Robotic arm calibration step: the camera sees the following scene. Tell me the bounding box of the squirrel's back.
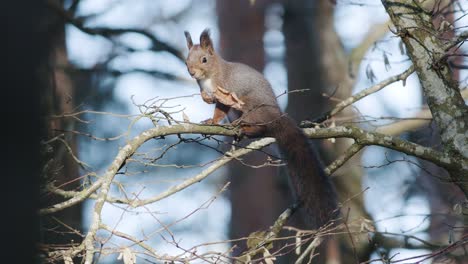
[220,60,339,228]
[219,61,280,112]
[184,27,339,231]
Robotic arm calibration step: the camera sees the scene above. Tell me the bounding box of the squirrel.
[184,29,338,231]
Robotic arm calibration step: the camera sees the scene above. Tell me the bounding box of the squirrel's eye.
[202,57,207,63]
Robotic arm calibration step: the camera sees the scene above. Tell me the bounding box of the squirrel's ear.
[184,31,193,50]
[200,29,214,54]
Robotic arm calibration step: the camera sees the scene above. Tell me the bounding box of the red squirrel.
[184,29,338,230]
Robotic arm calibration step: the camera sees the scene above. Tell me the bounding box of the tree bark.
[382,0,468,196]
[39,0,82,260]
[315,1,373,262]
[217,0,288,258]
[282,1,341,262]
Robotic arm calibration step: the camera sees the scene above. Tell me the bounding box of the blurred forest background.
[5,0,468,263]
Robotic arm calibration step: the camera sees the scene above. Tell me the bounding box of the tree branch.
[129,137,276,207]
[39,120,467,262]
[303,126,465,172]
[382,0,468,196]
[42,122,467,216]
[46,0,185,61]
[348,20,392,78]
[325,143,364,176]
[376,88,468,136]
[40,178,104,215]
[303,66,415,125]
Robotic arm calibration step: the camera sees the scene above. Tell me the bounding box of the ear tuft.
[184,31,193,50]
[200,28,214,54]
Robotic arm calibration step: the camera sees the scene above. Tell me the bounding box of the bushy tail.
[269,115,338,229]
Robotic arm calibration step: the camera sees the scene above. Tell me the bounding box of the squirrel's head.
[184,29,216,80]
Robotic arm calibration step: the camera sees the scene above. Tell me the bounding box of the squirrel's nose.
[189,70,195,76]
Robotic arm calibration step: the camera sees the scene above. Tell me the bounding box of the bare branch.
[325,143,364,176]
[304,126,464,172]
[40,178,103,215]
[46,0,185,61]
[129,137,275,207]
[304,66,415,125]
[348,20,393,78]
[100,223,164,260]
[294,236,323,264]
[42,122,466,216]
[383,0,468,196]
[376,88,468,135]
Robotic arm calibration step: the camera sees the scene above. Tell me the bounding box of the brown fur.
[184,29,338,230]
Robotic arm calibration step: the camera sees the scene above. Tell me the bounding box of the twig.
[304,66,415,125]
[128,138,275,207]
[325,143,364,176]
[56,137,91,170]
[294,236,323,264]
[40,178,104,215]
[348,20,392,78]
[46,0,184,61]
[376,88,468,135]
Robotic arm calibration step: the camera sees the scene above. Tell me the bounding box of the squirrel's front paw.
[230,119,242,127]
[201,91,216,104]
[201,118,214,125]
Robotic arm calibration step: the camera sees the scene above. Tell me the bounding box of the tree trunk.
[39,0,83,260]
[314,1,374,262]
[217,0,289,258]
[282,1,343,262]
[382,0,468,196]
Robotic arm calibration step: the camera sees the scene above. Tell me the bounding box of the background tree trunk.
[314,1,375,262]
[219,1,372,262]
[39,0,83,260]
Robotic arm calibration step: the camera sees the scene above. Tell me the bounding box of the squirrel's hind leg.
[237,122,267,138]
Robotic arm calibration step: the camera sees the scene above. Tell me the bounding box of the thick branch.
[382,1,468,159]
[303,126,464,172]
[42,123,466,215]
[78,125,237,263]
